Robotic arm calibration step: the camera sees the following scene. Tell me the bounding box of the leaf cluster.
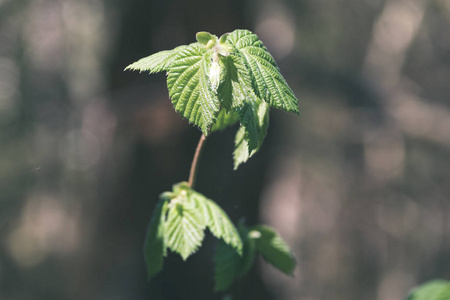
[126,29,299,169]
[143,182,297,291]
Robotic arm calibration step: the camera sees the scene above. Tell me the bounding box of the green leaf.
[233,99,269,170]
[219,33,230,45]
[236,225,256,277]
[172,181,190,194]
[165,199,206,261]
[226,29,299,114]
[196,31,218,49]
[237,97,268,153]
[158,182,242,263]
[143,195,170,279]
[211,109,239,132]
[214,239,242,291]
[217,54,254,111]
[251,225,296,275]
[192,192,242,255]
[167,43,220,135]
[233,127,247,170]
[407,280,450,300]
[213,224,256,291]
[125,45,188,74]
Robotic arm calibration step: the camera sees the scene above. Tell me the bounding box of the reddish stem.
[188,134,206,188]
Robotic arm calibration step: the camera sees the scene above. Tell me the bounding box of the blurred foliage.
[407,280,450,300]
[1,0,450,299]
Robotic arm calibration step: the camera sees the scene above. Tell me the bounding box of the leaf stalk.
[188,133,206,188]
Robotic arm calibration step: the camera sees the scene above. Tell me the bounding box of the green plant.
[125,29,299,292]
[407,280,450,300]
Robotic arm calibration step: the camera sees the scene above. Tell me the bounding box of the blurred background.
[1,0,450,299]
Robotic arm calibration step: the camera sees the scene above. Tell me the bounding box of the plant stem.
[188,133,206,189]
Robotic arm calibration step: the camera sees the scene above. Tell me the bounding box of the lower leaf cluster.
[144,182,242,278]
[144,183,297,291]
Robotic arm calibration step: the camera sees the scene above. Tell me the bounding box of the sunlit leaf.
[226,29,299,114]
[125,45,188,74]
[165,199,206,261]
[162,182,242,261]
[192,192,242,254]
[167,44,220,135]
[196,31,217,48]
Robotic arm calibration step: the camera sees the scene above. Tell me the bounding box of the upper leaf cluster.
[126,29,299,169]
[144,182,242,279]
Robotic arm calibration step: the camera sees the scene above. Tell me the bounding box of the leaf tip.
[219,33,230,45]
[196,31,217,49]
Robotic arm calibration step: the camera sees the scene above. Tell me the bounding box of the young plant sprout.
[126,29,299,292]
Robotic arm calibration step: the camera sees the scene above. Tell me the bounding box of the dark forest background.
[1,0,450,299]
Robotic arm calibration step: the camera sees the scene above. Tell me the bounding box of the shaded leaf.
[218,54,254,111]
[213,224,256,291]
[143,196,170,279]
[214,239,242,291]
[252,225,296,275]
[211,109,239,132]
[237,97,267,153]
[236,225,256,277]
[233,99,269,170]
